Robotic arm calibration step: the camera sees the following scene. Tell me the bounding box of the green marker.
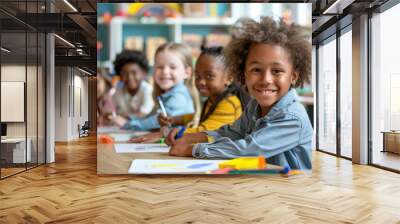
[158,138,165,144]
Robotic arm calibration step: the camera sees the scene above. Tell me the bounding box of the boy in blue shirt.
[166,17,313,170]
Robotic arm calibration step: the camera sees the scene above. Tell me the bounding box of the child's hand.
[112,115,128,127]
[165,128,179,146]
[129,132,162,143]
[118,112,130,118]
[158,114,173,127]
[169,144,193,157]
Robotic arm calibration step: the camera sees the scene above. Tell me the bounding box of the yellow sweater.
[183,95,242,134]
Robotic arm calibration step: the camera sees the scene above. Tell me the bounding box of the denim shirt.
[123,81,195,131]
[192,89,313,169]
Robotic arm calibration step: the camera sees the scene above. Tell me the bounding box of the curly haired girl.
[166,16,313,170]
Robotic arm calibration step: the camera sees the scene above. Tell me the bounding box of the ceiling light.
[323,0,341,14]
[323,0,354,15]
[1,47,11,53]
[54,34,75,48]
[78,68,92,76]
[63,0,78,12]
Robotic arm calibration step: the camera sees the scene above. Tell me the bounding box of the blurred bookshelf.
[97,2,314,122]
[97,3,312,72]
[97,3,235,71]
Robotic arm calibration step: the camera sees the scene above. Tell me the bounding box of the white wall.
[54,67,89,141]
[1,65,26,141]
[1,65,31,137]
[1,65,26,81]
[55,66,69,141]
[1,64,46,164]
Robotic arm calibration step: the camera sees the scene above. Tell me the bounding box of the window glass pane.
[340,29,352,158]
[0,3,27,177]
[371,3,400,171]
[318,37,337,154]
[1,0,46,179]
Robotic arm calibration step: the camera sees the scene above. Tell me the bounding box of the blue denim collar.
[159,80,186,99]
[269,88,298,112]
[252,88,298,121]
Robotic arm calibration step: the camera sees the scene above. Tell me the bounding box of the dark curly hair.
[200,45,225,64]
[113,50,149,75]
[224,16,311,87]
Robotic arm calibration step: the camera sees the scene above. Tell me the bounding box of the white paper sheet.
[128,159,227,174]
[109,133,134,142]
[97,126,126,133]
[109,131,149,142]
[114,143,170,153]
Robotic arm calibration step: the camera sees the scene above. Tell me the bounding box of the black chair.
[78,121,90,138]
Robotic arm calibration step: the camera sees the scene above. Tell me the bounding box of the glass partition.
[0,0,46,179]
[1,24,28,178]
[339,28,352,158]
[317,36,337,155]
[371,3,400,171]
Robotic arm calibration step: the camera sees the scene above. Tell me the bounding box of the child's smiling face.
[245,43,298,116]
[154,50,191,92]
[120,63,146,92]
[194,54,231,101]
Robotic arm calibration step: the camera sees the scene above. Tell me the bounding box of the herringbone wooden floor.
[1,135,400,224]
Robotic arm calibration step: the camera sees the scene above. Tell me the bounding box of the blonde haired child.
[113,42,200,131]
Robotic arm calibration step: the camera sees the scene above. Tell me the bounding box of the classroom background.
[96,3,314,124]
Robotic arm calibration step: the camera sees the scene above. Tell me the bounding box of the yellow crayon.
[218,156,266,170]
